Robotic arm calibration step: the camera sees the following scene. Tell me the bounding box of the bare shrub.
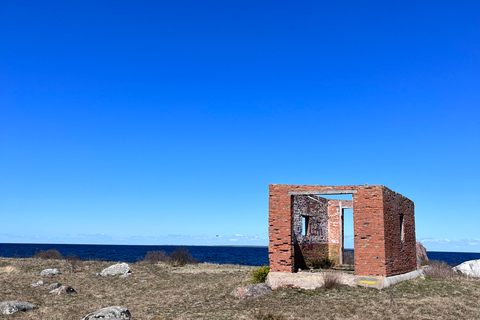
[323,272,341,289]
[67,254,82,273]
[34,249,63,260]
[424,260,460,279]
[167,247,197,267]
[142,250,168,264]
[311,257,336,269]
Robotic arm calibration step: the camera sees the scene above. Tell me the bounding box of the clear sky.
[1,0,479,252]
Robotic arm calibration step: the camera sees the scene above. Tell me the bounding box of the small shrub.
[142,251,168,264]
[251,265,270,283]
[322,272,341,289]
[34,249,63,260]
[67,254,82,273]
[310,257,336,269]
[424,260,460,279]
[167,247,197,267]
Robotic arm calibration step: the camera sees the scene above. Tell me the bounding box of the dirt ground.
[1,258,480,319]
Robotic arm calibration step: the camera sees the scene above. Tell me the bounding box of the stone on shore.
[100,263,131,277]
[40,268,61,276]
[31,280,44,287]
[48,282,62,290]
[80,306,132,319]
[0,301,38,315]
[453,259,480,278]
[49,285,77,295]
[230,283,272,299]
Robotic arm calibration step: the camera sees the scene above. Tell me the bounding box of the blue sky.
[1,0,479,252]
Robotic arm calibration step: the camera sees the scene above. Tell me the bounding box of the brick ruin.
[268,184,416,277]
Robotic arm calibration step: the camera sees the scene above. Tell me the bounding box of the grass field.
[1,257,480,319]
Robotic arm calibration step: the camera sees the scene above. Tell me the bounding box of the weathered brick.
[268,184,416,277]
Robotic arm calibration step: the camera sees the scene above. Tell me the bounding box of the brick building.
[268,184,416,277]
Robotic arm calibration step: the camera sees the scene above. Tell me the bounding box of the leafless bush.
[33,249,63,260]
[167,247,197,267]
[67,254,82,273]
[142,250,168,264]
[323,272,342,289]
[424,260,461,279]
[310,257,336,269]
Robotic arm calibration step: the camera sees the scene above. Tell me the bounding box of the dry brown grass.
[0,258,480,319]
[424,260,464,280]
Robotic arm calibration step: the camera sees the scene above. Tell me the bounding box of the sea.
[1,243,479,267]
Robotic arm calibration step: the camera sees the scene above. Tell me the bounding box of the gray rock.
[80,306,132,319]
[49,285,77,295]
[31,280,44,287]
[416,242,428,267]
[453,259,480,278]
[100,263,131,277]
[230,283,272,299]
[48,282,62,290]
[40,268,61,276]
[0,301,38,315]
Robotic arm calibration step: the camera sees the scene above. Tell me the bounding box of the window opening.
[302,216,309,236]
[399,213,405,242]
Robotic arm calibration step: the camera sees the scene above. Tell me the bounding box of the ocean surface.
[1,243,479,267]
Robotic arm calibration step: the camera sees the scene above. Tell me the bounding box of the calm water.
[0,243,479,266]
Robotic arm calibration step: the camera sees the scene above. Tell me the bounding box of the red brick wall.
[268,184,416,277]
[269,184,359,272]
[268,185,294,272]
[382,186,416,276]
[293,195,329,269]
[352,186,387,276]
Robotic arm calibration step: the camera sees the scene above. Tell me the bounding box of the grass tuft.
[322,272,341,289]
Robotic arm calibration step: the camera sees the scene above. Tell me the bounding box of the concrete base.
[267,270,424,290]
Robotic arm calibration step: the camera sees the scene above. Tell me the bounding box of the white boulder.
[453,259,480,278]
[40,268,61,276]
[80,306,132,319]
[0,301,38,315]
[100,263,131,277]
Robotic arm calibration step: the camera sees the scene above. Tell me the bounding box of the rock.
[453,259,480,278]
[48,282,62,290]
[0,301,38,315]
[416,242,428,267]
[80,306,132,319]
[230,283,272,299]
[31,280,44,287]
[100,263,131,277]
[40,268,61,276]
[49,285,77,295]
